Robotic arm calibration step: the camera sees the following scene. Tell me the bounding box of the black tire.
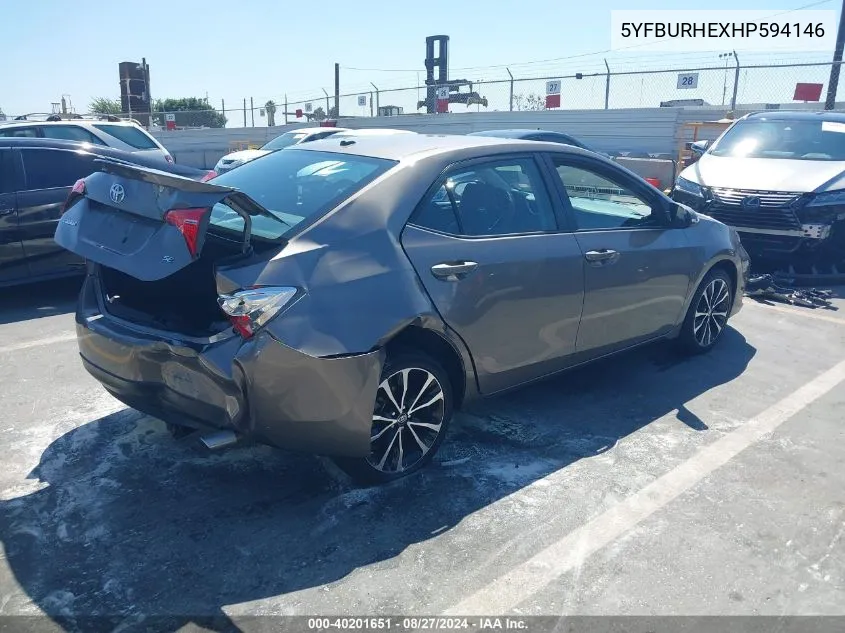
[677,268,734,355]
[332,352,454,486]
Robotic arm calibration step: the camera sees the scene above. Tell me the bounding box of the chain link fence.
[5,60,845,129]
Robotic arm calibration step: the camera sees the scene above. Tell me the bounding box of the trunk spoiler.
[92,158,286,253]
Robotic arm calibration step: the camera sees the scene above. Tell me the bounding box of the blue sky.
[2,0,841,124]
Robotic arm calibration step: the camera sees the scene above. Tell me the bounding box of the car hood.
[681,154,845,193]
[220,149,271,163]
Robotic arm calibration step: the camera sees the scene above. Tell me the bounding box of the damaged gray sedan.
[55,134,748,484]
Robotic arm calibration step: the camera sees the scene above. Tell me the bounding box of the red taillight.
[61,179,86,214]
[229,314,254,338]
[200,170,217,182]
[164,208,206,257]
[218,287,298,339]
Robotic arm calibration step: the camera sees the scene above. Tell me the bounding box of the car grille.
[705,188,803,231]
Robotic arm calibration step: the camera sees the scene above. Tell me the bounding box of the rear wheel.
[677,269,734,355]
[332,352,453,485]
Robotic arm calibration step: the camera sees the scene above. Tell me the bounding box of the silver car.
[0,119,174,165]
[55,134,749,484]
[213,126,349,174]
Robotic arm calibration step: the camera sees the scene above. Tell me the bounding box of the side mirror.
[690,139,710,156]
[669,202,696,228]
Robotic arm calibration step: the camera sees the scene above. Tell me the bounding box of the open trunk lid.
[55,159,281,282]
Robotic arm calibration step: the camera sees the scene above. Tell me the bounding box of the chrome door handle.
[0,208,14,217]
[584,249,620,266]
[431,261,478,280]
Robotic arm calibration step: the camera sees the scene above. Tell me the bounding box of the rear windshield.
[710,119,845,161]
[261,132,307,150]
[208,149,397,240]
[93,124,160,150]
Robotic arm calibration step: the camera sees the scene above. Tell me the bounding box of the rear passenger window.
[412,158,558,236]
[21,149,97,190]
[0,150,15,194]
[412,184,461,234]
[0,127,38,138]
[92,124,158,150]
[40,125,105,145]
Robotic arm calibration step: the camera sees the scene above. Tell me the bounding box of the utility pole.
[825,0,845,109]
[334,63,340,118]
[719,52,734,106]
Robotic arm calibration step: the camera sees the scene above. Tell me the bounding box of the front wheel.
[677,268,734,355]
[332,352,454,485]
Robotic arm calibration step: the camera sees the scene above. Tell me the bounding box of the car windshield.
[261,132,308,150]
[207,148,396,240]
[709,118,845,161]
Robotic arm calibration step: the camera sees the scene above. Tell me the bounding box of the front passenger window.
[552,160,656,230]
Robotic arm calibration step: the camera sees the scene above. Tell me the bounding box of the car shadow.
[0,329,755,632]
[0,276,82,325]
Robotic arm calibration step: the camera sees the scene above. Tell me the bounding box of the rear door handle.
[431,261,478,281]
[0,207,14,217]
[584,249,620,265]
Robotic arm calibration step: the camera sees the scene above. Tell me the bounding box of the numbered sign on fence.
[164,113,175,122]
[358,95,367,107]
[304,102,313,113]
[676,73,699,89]
[436,87,450,100]
[546,80,561,95]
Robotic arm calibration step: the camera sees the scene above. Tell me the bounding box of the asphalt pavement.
[0,277,843,631]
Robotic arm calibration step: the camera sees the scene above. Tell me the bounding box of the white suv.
[0,119,173,165]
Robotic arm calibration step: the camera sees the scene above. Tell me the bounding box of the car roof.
[332,128,416,137]
[745,110,845,122]
[0,119,140,127]
[467,129,574,139]
[0,137,121,151]
[290,132,589,161]
[284,127,349,135]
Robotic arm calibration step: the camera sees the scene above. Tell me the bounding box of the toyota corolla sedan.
[55,134,748,484]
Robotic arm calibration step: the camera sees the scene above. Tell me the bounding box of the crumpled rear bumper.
[76,276,383,458]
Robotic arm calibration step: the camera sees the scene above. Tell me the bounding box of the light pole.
[719,52,734,106]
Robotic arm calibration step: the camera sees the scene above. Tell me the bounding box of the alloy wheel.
[367,367,446,474]
[693,278,731,347]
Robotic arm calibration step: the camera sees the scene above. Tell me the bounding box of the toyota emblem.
[109,183,126,204]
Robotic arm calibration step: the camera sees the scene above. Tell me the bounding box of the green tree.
[153,97,226,128]
[265,100,277,127]
[89,97,122,115]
